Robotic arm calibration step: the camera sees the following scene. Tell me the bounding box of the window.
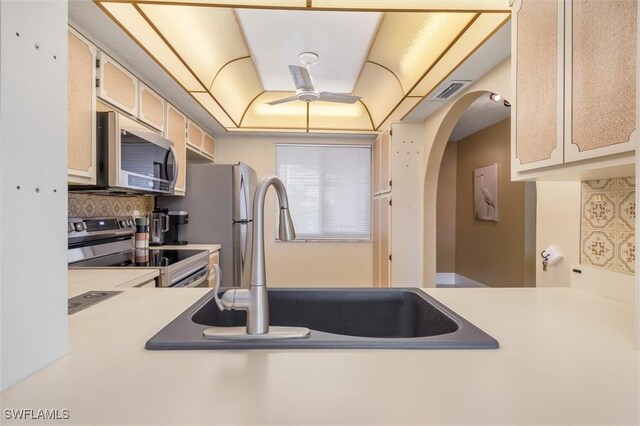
[276,144,371,241]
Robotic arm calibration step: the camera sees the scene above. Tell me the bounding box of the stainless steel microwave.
[69,111,177,195]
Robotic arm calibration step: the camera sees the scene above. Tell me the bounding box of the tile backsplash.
[581,177,635,275]
[68,193,155,218]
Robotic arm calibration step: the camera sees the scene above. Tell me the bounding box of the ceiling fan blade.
[289,65,314,91]
[267,96,298,106]
[318,92,361,104]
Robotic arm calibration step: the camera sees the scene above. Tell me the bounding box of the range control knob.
[68,223,75,233]
[119,220,127,228]
[74,222,86,232]
[128,219,134,227]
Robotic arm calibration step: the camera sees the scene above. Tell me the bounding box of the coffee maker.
[166,211,189,245]
[149,208,170,246]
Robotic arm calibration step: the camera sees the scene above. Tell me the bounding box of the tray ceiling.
[95,1,510,134]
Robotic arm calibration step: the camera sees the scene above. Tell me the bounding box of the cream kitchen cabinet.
[371,123,423,287]
[511,0,637,178]
[67,28,97,185]
[372,195,391,288]
[372,128,391,195]
[166,104,187,196]
[138,83,166,132]
[202,132,216,160]
[186,119,203,151]
[186,119,215,162]
[97,51,138,116]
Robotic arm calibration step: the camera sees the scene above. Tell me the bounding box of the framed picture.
[474,163,498,222]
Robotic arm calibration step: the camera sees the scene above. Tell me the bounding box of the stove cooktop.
[70,249,208,269]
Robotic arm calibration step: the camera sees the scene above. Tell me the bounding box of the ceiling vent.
[429,80,472,101]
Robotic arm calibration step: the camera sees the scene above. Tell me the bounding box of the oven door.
[170,266,209,288]
[117,114,177,194]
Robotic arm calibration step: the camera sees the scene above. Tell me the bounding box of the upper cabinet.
[202,132,215,159]
[186,119,203,151]
[67,28,97,185]
[564,0,637,162]
[138,83,166,132]
[68,27,215,191]
[512,0,637,178]
[187,119,215,161]
[97,52,138,116]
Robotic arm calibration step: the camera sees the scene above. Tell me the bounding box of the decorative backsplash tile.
[581,177,635,274]
[68,193,155,218]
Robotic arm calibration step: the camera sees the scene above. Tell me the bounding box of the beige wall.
[535,181,581,287]
[436,141,457,272]
[454,119,533,287]
[214,133,373,287]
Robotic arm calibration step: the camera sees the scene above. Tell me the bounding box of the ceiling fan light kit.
[267,52,362,106]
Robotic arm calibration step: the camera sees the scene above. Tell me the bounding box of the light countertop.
[1,286,638,425]
[159,243,221,253]
[68,269,159,297]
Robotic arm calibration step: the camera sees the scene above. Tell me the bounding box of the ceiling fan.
[267,52,361,106]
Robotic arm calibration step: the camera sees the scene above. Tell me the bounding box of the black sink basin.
[146,288,498,350]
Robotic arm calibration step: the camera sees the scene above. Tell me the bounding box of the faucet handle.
[212,264,227,311]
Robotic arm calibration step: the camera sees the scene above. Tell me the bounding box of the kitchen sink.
[146,288,498,350]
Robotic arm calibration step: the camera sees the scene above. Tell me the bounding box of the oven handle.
[171,266,209,288]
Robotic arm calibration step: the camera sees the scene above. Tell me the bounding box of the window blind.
[276,144,371,240]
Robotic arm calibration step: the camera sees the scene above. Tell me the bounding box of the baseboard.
[436,273,487,287]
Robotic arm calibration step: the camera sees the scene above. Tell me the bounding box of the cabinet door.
[202,132,215,159]
[379,196,391,288]
[138,83,165,132]
[186,120,203,151]
[372,198,381,287]
[67,28,97,185]
[511,0,564,172]
[564,0,637,162]
[97,51,138,116]
[372,134,381,195]
[380,129,391,193]
[166,104,187,195]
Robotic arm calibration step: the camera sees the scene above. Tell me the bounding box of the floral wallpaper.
[581,177,635,274]
[68,193,155,218]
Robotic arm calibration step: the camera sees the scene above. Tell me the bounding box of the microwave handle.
[169,145,179,191]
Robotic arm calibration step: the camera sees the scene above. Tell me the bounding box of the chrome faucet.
[207,175,309,340]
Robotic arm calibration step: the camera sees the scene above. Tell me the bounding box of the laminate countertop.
[2,286,638,425]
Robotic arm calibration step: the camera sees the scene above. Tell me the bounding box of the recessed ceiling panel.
[139,4,251,88]
[309,101,373,130]
[95,1,509,134]
[236,9,382,93]
[353,62,404,128]
[99,2,203,91]
[368,12,476,92]
[243,92,307,128]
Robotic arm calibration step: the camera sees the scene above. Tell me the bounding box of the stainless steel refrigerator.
[158,163,257,288]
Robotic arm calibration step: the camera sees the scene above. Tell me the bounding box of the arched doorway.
[422,85,536,288]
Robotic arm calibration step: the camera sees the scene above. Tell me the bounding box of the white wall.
[1,0,69,390]
[214,133,374,287]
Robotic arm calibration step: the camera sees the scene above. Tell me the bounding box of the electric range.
[68,216,209,288]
